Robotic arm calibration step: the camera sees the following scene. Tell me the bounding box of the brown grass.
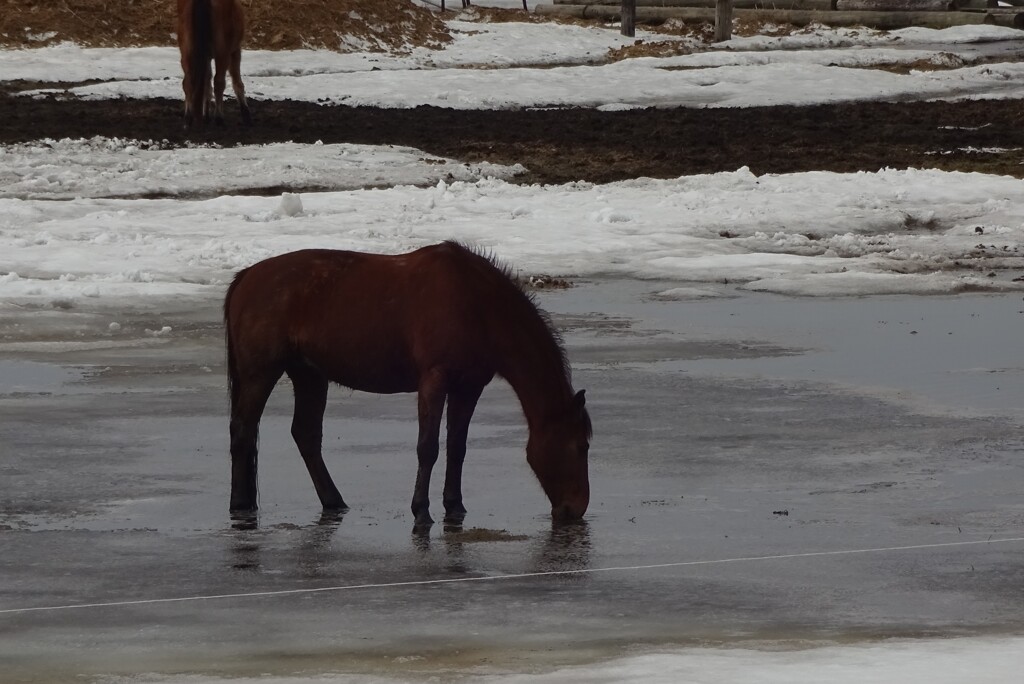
[0,0,451,51]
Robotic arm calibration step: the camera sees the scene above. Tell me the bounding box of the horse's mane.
[442,240,573,387]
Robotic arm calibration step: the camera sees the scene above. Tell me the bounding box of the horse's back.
[225,245,504,392]
[177,0,244,50]
[212,0,245,51]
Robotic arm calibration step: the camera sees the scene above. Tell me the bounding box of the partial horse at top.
[176,0,251,128]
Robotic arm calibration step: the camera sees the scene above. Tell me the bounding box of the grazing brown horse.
[223,242,591,527]
[176,0,251,127]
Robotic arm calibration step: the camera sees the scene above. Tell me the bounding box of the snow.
[6,23,1024,109]
[2,16,1024,678]
[2,159,1021,309]
[0,138,525,199]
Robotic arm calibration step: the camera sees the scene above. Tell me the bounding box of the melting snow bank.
[4,24,1024,109]
[34,57,1024,110]
[0,138,525,200]
[1,145,1022,312]
[93,635,1024,683]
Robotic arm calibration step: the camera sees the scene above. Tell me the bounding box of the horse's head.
[527,390,592,521]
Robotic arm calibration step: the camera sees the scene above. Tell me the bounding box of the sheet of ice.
[91,636,1024,683]
[1,144,1022,309]
[484,636,1024,683]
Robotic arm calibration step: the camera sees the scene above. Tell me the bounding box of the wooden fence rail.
[552,0,832,6]
[535,2,1021,30]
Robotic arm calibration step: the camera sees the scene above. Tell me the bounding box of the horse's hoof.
[240,108,252,126]
[443,510,466,526]
[413,511,434,529]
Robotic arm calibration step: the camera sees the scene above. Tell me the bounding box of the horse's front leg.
[442,384,484,525]
[411,371,446,529]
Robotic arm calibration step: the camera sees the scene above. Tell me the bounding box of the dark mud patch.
[443,527,529,543]
[2,93,1024,183]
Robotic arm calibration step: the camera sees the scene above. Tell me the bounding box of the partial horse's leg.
[287,364,347,511]
[180,55,195,128]
[442,384,484,524]
[203,72,214,124]
[213,53,228,125]
[229,369,282,512]
[229,49,252,125]
[411,370,447,528]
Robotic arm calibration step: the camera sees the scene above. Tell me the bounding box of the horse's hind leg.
[442,384,484,525]
[287,364,347,510]
[411,370,447,528]
[202,73,213,124]
[229,49,251,125]
[213,54,228,125]
[180,56,193,128]
[229,369,281,512]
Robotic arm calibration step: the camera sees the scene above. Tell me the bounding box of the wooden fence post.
[622,0,637,36]
[714,0,733,41]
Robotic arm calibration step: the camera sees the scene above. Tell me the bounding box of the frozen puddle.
[89,635,1024,683]
[0,359,86,395]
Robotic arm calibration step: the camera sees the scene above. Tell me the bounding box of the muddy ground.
[2,90,1023,184]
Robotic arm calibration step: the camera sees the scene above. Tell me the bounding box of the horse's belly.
[331,370,418,395]
[306,351,419,395]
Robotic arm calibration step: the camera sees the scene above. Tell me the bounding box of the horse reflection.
[226,511,345,575]
[531,520,592,575]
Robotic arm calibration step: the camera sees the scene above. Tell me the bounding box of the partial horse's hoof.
[229,499,258,514]
[317,509,347,526]
[321,501,349,514]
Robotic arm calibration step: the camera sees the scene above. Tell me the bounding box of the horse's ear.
[573,389,586,411]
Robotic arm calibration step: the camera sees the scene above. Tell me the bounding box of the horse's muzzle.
[551,500,588,521]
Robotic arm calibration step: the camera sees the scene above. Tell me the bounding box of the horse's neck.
[494,321,572,430]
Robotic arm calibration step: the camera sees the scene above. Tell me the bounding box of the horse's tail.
[223,267,247,410]
[190,0,213,120]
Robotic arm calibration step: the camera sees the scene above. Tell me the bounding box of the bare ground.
[2,89,1024,185]
[2,1,1023,183]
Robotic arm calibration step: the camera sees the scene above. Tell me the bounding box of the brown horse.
[223,242,591,527]
[176,0,251,128]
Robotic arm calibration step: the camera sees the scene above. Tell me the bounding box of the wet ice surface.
[1,281,1023,682]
